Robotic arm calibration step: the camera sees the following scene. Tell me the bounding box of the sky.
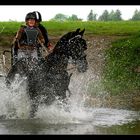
[0,5,140,21]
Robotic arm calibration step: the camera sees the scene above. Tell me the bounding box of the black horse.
[5,28,88,118]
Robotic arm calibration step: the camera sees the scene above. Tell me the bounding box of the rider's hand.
[12,38,18,46]
[47,43,54,53]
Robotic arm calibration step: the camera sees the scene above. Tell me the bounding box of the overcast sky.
[0,5,140,21]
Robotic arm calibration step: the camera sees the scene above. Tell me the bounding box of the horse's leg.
[6,58,28,86]
[29,97,39,118]
[58,71,71,100]
[27,73,40,118]
[28,87,40,118]
[5,65,17,87]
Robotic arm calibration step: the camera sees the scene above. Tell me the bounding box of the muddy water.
[0,69,139,135]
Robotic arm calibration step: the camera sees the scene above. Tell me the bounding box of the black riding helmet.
[25,12,36,21]
[32,11,42,22]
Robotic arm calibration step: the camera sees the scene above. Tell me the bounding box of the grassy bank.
[103,33,140,95]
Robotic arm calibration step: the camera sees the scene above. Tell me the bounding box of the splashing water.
[35,69,139,126]
[0,69,139,128]
[0,75,31,119]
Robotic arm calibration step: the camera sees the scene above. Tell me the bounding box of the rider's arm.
[15,25,25,41]
[38,24,50,47]
[37,28,45,45]
[12,26,24,48]
[38,24,54,52]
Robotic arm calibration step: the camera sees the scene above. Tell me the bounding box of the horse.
[5,28,88,118]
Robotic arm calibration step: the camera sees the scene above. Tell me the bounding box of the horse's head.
[52,28,88,72]
[65,28,88,72]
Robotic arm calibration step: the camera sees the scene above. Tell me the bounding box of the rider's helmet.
[25,12,37,21]
[32,11,42,22]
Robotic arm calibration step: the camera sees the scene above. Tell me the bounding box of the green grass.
[42,21,140,36]
[1,21,140,47]
[1,21,140,37]
[103,33,140,95]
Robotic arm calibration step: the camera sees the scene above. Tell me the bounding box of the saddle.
[18,45,36,51]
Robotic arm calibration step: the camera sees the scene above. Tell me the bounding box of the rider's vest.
[15,25,45,50]
[24,26,39,46]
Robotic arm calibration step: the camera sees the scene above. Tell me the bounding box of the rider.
[11,12,45,64]
[32,11,53,51]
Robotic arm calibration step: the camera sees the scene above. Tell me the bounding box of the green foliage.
[67,14,82,21]
[98,9,122,21]
[131,9,140,21]
[108,9,122,21]
[98,10,110,21]
[87,10,97,21]
[50,13,68,21]
[50,14,82,21]
[103,33,140,94]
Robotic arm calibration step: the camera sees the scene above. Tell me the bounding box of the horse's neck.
[46,51,68,68]
[44,37,70,69]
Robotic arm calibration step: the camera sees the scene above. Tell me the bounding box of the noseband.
[68,35,82,43]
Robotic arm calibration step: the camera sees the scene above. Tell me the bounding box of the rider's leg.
[17,49,26,61]
[11,46,18,65]
[36,46,43,61]
[30,49,38,62]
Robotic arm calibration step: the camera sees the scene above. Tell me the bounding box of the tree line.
[50,9,140,21]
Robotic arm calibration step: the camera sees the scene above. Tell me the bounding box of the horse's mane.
[53,28,85,53]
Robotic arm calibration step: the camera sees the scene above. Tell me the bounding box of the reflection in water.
[0,118,140,134]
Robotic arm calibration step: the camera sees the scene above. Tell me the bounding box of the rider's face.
[27,19,36,27]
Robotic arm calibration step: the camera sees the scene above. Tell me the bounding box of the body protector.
[24,26,39,46]
[15,25,45,48]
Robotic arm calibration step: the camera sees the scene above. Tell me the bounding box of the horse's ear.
[75,28,80,34]
[72,28,80,37]
[66,32,73,40]
[79,28,85,36]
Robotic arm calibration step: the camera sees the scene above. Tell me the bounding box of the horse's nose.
[77,60,88,73]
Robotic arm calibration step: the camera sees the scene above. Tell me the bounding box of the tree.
[131,9,140,20]
[87,10,97,21]
[108,10,115,21]
[68,14,81,21]
[51,13,68,21]
[108,9,122,21]
[114,9,122,21]
[98,10,109,21]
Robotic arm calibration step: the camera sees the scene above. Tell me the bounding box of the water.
[0,69,139,134]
